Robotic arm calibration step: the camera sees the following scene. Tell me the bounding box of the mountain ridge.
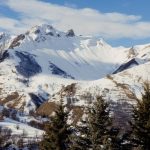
[0,24,149,114]
[0,24,150,140]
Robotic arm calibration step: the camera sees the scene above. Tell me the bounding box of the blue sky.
[44,0,150,20]
[0,0,150,47]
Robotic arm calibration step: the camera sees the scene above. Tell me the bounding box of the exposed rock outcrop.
[113,58,139,74]
[9,34,25,49]
[15,51,42,78]
[66,29,75,37]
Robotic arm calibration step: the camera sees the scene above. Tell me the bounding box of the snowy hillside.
[1,24,130,80]
[0,24,150,112]
[0,25,150,141]
[0,24,150,136]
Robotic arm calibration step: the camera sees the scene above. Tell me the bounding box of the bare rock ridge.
[66,29,75,37]
[113,58,139,74]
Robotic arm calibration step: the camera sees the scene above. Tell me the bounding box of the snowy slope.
[45,61,149,108]
[0,24,150,113]
[1,24,130,80]
[0,118,43,137]
[0,24,150,139]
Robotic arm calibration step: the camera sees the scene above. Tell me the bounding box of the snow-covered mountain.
[0,25,150,137]
[0,24,150,129]
[0,24,129,80]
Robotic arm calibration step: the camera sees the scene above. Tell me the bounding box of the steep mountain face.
[4,24,128,80]
[0,24,150,118]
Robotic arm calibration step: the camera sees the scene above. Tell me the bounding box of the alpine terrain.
[0,24,150,148]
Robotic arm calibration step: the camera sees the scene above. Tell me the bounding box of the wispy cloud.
[0,0,150,39]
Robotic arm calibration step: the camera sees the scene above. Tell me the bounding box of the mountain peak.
[66,29,75,37]
[28,24,55,34]
[25,24,76,42]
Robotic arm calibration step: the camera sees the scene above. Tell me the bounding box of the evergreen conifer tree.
[130,83,150,150]
[69,119,91,150]
[40,99,71,150]
[70,96,112,150]
[88,96,112,150]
